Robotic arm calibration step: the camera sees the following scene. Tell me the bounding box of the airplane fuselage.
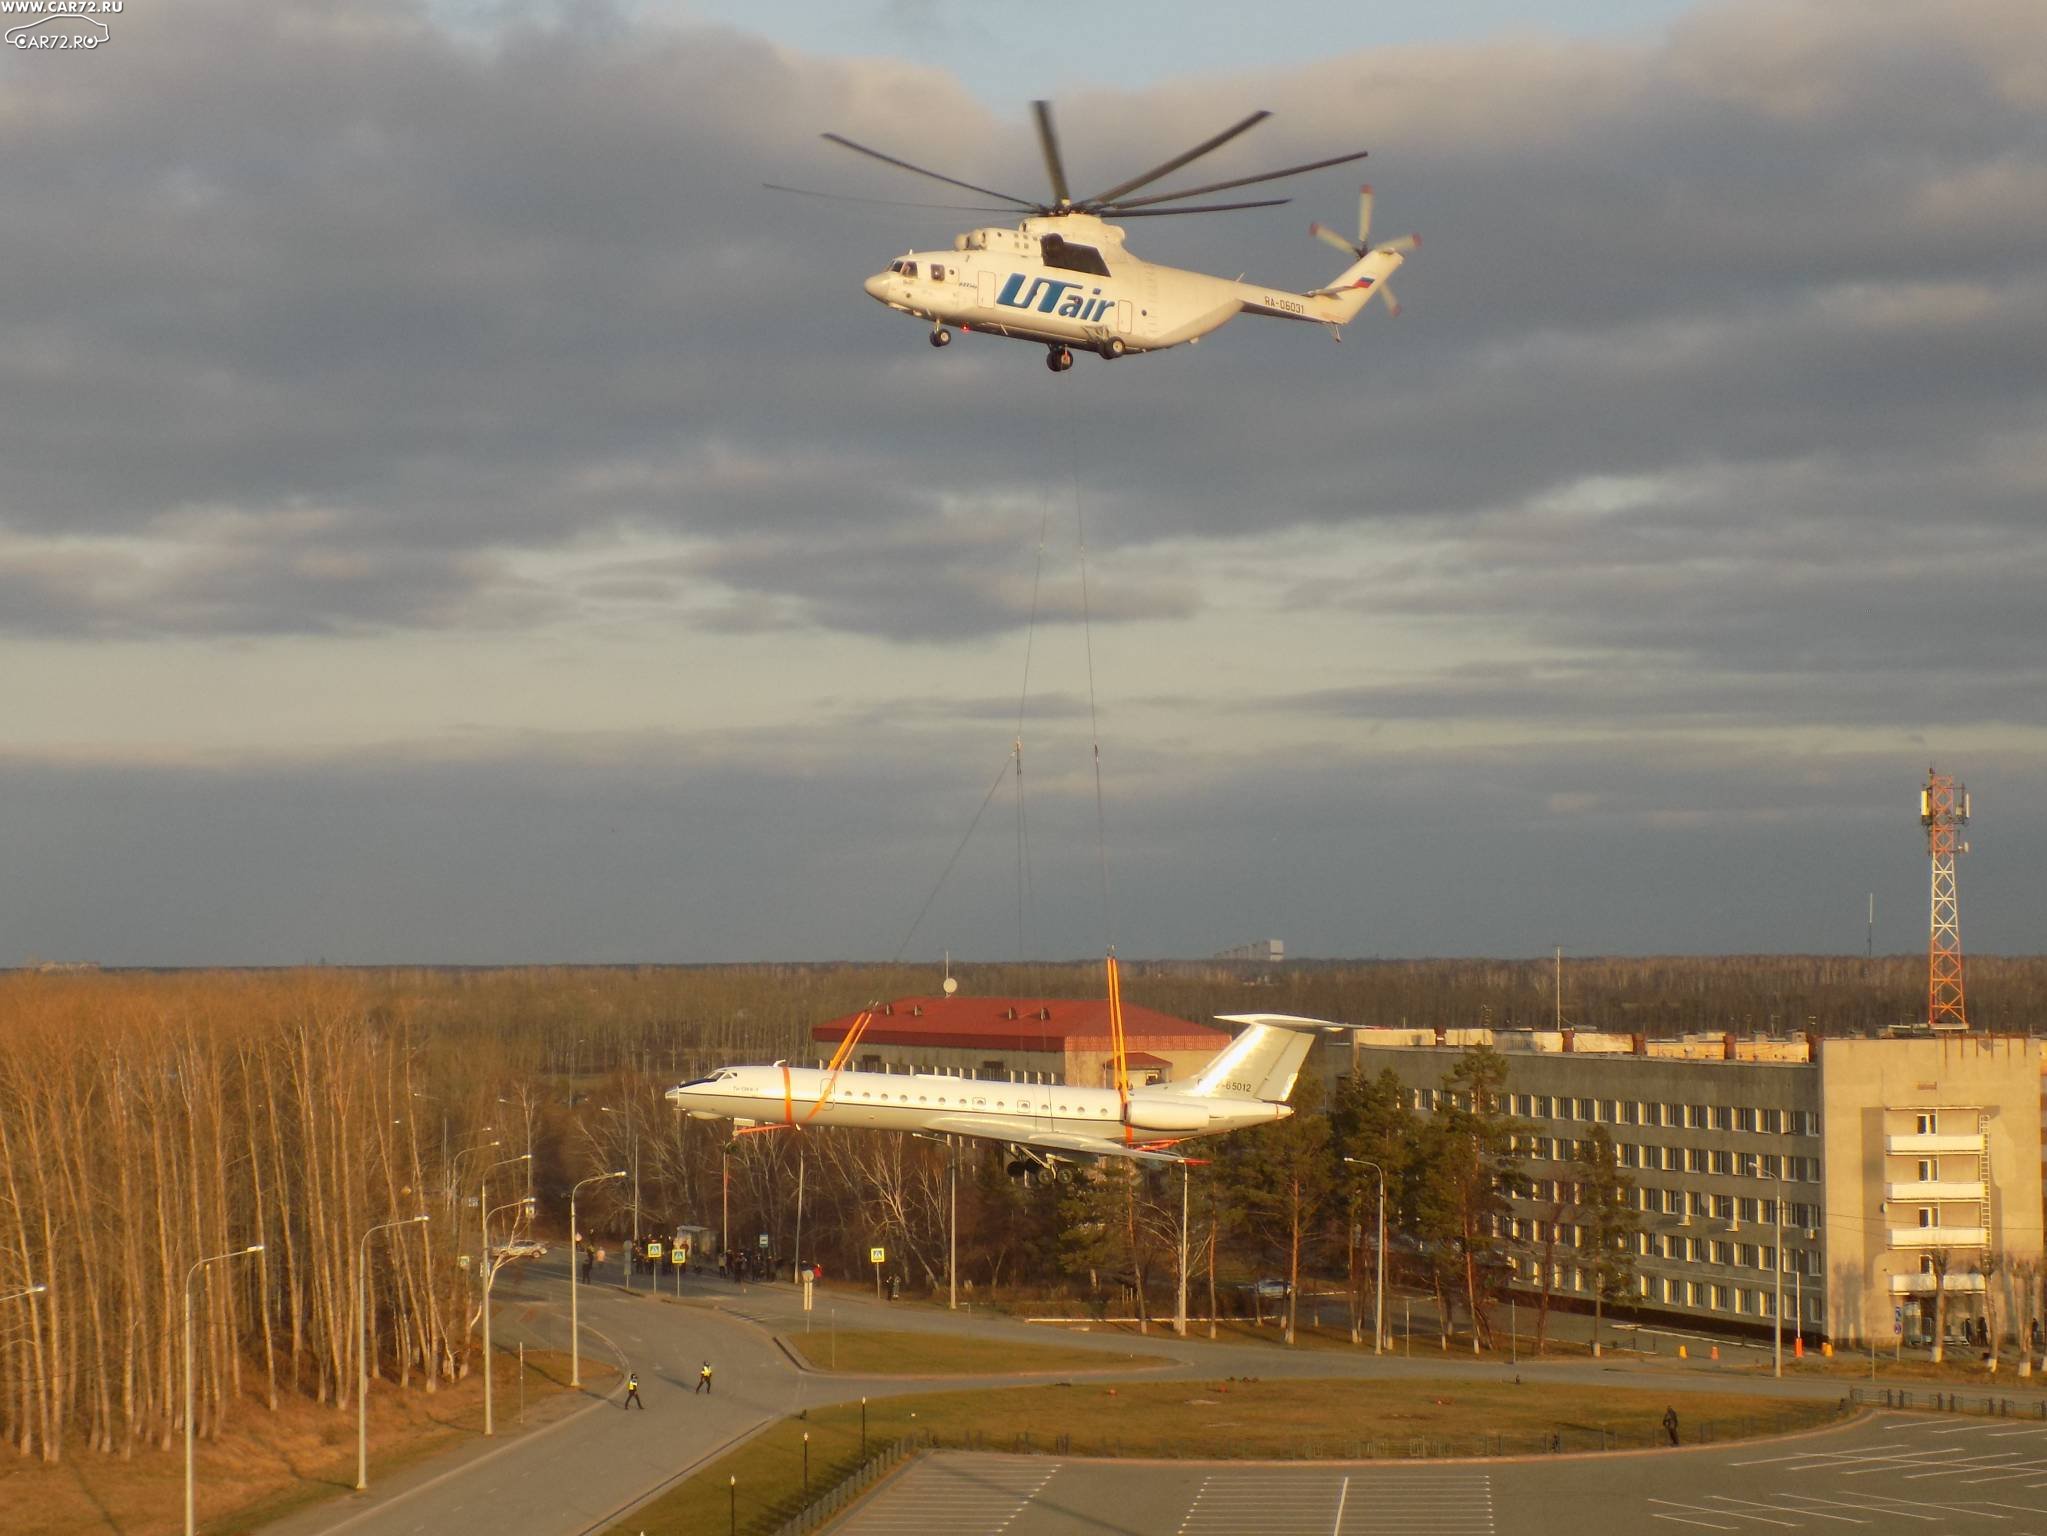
[668,1062,1288,1149]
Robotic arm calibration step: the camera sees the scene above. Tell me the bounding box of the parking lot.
[829,1413,2047,1536]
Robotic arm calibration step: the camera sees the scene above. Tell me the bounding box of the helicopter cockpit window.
[928,263,945,282]
[1040,235,1110,276]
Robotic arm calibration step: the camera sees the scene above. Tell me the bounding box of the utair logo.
[996,273,1113,322]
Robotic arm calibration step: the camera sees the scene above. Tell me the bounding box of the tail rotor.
[1309,183,1417,315]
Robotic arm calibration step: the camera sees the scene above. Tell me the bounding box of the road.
[260,1257,2039,1536]
[834,1412,2047,1536]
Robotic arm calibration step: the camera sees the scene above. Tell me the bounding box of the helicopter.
[787,102,1417,372]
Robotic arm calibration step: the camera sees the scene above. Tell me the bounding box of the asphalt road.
[259,1258,2041,1536]
[833,1412,2047,1536]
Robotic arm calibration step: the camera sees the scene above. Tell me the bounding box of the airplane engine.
[1122,1096,1211,1134]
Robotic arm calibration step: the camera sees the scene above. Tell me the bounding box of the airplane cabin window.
[929,263,946,282]
[903,261,919,278]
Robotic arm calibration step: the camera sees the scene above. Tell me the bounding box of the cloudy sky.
[3,0,2044,966]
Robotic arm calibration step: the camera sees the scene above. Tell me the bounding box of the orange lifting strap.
[1105,954,1133,1142]
[806,1007,874,1122]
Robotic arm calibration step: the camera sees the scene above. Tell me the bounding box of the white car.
[491,1239,548,1262]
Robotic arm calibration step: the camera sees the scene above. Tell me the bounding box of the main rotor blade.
[1032,100,1071,207]
[1104,149,1370,211]
[1375,232,1420,255]
[763,183,1021,212]
[820,132,1039,209]
[1079,108,1271,208]
[1112,197,1292,218]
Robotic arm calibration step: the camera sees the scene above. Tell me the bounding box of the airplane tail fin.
[1173,1014,1346,1104]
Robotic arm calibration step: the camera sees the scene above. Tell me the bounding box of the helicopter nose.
[863,272,888,301]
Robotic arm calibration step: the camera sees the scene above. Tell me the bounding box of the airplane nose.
[863,273,888,301]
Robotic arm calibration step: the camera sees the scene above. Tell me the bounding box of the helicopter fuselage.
[862,213,1365,365]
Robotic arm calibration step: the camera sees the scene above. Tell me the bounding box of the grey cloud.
[6,733,2042,964]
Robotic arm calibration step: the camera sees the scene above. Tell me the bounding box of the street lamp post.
[947,1138,957,1311]
[1773,1177,1784,1379]
[186,1244,263,1536]
[357,1215,429,1490]
[600,1107,640,1289]
[480,1154,532,1438]
[1175,1159,1190,1339]
[569,1170,626,1388]
[1344,1158,1387,1354]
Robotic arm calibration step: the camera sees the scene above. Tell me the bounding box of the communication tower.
[1920,767,1971,1030]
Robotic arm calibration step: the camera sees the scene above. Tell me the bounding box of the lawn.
[784,1328,1149,1375]
[7,1348,608,1536]
[605,1376,1849,1536]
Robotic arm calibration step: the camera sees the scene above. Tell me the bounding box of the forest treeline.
[3,955,2041,1463]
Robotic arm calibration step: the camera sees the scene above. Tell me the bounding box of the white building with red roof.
[810,994,1227,1088]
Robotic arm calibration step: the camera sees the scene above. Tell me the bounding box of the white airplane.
[665,1013,1341,1175]
[787,102,1416,372]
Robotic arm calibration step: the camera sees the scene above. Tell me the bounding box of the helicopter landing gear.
[929,327,951,348]
[1045,346,1073,373]
[1097,337,1126,360]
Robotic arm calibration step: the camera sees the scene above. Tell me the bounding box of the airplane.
[787,102,1417,372]
[665,1013,1343,1177]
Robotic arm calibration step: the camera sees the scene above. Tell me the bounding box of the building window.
[1712,1106,1734,1132]
[1759,1291,1774,1318]
[1734,1107,1755,1133]
[1917,1207,1937,1228]
[1916,1158,1938,1182]
[1641,1102,1661,1127]
[1711,1194,1735,1221]
[1738,1243,1758,1268]
[1711,1284,1730,1310]
[1916,1111,1938,1135]
[1758,1108,1782,1134]
[1710,1150,1733,1175]
[1710,1240,1734,1265]
[1735,1288,1752,1315]
[1687,1104,1709,1128]
[1686,1148,1707,1173]
[1690,1191,1710,1216]
[1622,1101,1641,1126]
[1665,1189,1684,1215]
[1664,1277,1681,1304]
[1760,1244,1776,1271]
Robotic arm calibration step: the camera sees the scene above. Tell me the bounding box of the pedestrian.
[581,1247,594,1283]
[1663,1405,1679,1446]
[624,1370,644,1410]
[696,1360,714,1396]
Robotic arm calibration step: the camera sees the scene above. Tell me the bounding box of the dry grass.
[5,1350,606,1536]
[784,1329,1148,1376]
[605,1376,1848,1536]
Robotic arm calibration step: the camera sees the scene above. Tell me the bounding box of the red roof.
[812,995,1223,1054]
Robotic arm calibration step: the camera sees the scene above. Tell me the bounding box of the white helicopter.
[787,102,1417,372]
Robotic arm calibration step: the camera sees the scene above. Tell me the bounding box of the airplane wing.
[923,1117,1187,1164]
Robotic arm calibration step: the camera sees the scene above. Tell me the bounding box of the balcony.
[1887,1225,1988,1249]
[1884,1180,1987,1202]
[1886,1132,1983,1155]
[1889,1272,1987,1295]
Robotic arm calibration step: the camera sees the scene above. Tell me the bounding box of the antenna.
[1866,892,1873,963]
[1920,768,1970,1029]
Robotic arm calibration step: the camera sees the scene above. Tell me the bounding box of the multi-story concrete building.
[1348,1028,2044,1347]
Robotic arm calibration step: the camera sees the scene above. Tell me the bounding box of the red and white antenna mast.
[1920,767,1971,1030]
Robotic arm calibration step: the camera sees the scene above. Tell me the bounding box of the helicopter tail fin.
[1307,247,1408,323]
